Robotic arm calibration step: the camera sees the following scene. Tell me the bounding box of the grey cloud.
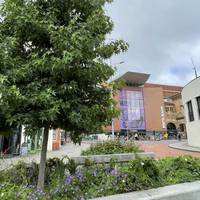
[0,0,199,85]
[106,0,200,85]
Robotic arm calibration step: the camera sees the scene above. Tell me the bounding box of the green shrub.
[65,156,77,175]
[81,141,143,156]
[2,161,38,186]
[2,156,200,199]
[0,183,48,200]
[1,158,67,186]
[157,156,200,185]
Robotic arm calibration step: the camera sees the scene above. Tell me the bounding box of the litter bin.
[20,142,28,156]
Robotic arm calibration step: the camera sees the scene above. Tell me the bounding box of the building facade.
[165,93,186,137]
[107,72,185,136]
[0,127,61,157]
[0,127,21,156]
[182,76,200,147]
[21,127,61,152]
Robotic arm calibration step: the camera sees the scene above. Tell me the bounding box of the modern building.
[182,76,200,147]
[107,71,185,137]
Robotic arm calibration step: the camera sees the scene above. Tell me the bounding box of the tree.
[0,0,128,189]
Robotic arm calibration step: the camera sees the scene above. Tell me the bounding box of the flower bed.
[81,141,143,156]
[1,156,200,199]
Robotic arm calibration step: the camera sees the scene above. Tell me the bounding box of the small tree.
[0,0,128,189]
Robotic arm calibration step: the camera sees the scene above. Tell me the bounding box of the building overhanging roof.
[114,71,150,86]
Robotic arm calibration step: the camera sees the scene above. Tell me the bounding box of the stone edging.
[71,152,155,165]
[94,181,200,200]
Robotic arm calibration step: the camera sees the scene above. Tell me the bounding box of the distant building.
[20,127,61,152]
[106,71,185,137]
[0,127,21,156]
[0,127,61,157]
[182,76,200,147]
[165,93,186,138]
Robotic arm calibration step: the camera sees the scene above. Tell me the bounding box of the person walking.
[153,130,156,141]
[177,132,181,141]
[134,132,139,140]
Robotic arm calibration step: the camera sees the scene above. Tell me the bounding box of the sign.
[160,106,166,129]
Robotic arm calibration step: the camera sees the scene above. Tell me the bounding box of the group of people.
[107,131,183,141]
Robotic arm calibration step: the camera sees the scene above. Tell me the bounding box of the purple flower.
[65,175,73,184]
[93,170,98,177]
[40,191,46,196]
[76,172,84,182]
[112,179,118,185]
[110,169,118,176]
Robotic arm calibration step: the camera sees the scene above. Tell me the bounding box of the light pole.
[110,60,125,140]
[191,57,198,78]
[126,121,129,141]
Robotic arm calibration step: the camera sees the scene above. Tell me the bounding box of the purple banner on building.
[119,90,145,130]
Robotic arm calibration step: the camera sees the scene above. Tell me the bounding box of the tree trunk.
[37,125,49,190]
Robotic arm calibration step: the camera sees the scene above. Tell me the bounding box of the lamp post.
[110,60,125,140]
[126,121,129,141]
[191,57,198,78]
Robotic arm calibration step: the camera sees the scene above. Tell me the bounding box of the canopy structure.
[114,71,150,86]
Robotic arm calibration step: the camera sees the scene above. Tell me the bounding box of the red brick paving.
[140,143,200,159]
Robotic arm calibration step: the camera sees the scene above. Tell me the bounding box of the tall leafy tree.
[0,0,128,189]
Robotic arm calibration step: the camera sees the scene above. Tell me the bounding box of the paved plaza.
[0,142,90,171]
[1,140,200,171]
[136,140,200,159]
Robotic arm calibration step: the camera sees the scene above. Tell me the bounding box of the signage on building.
[160,106,166,129]
[119,90,145,130]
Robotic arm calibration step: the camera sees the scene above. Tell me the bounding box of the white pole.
[112,118,115,140]
[111,86,115,140]
[109,60,125,140]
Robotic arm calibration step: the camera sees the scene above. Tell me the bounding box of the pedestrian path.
[0,143,90,171]
[169,142,200,153]
[139,140,200,159]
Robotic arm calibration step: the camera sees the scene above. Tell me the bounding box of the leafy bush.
[1,161,38,186]
[157,156,200,185]
[1,156,200,199]
[0,183,48,200]
[65,156,78,175]
[81,141,143,155]
[1,158,67,186]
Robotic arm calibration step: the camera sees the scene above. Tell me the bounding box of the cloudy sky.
[0,0,199,86]
[106,0,200,86]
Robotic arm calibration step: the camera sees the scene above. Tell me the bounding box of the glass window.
[197,96,200,119]
[119,90,145,130]
[53,129,57,141]
[187,101,194,122]
[170,106,175,112]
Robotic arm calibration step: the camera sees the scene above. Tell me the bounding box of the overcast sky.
[0,0,199,86]
[106,0,200,86]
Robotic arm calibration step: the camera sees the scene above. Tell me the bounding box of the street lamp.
[110,60,125,140]
[126,121,129,141]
